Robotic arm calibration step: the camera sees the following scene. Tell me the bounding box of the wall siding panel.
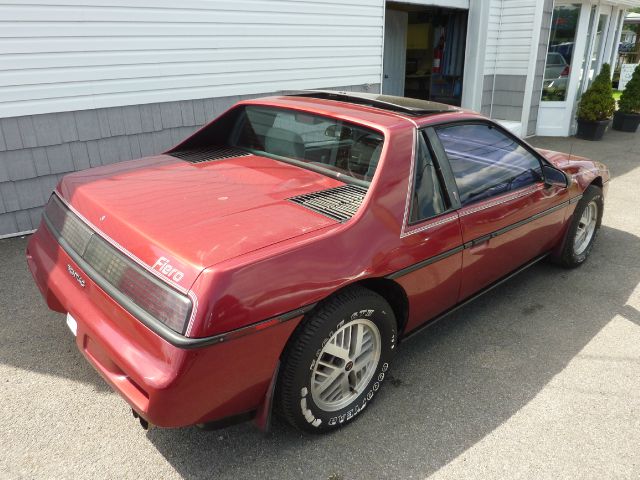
[482,0,538,123]
[484,0,537,76]
[0,1,384,118]
[481,74,527,121]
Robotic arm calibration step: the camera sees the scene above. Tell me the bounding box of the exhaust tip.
[131,408,154,430]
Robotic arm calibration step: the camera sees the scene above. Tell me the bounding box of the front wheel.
[556,185,603,268]
[276,286,397,433]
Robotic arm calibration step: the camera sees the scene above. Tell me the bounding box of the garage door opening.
[383,3,468,106]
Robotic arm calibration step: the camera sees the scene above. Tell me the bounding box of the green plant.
[618,65,640,114]
[577,63,616,121]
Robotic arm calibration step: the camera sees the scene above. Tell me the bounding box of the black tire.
[555,185,603,268]
[276,286,397,433]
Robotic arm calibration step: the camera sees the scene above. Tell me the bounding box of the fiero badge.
[67,264,86,288]
[152,256,185,283]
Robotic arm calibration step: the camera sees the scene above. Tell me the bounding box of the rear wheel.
[276,286,397,433]
[556,185,603,268]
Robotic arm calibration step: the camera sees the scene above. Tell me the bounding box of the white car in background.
[545,52,570,81]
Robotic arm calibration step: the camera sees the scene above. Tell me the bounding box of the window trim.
[425,118,552,168]
[405,130,454,226]
[425,119,547,208]
[424,127,462,210]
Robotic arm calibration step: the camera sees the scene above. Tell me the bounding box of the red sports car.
[26,92,608,433]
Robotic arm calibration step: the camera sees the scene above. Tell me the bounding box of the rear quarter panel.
[188,124,417,337]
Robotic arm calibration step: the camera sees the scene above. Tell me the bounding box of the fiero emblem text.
[66,264,86,288]
[152,256,185,282]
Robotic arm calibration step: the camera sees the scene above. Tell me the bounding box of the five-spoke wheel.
[276,286,397,432]
[573,200,598,256]
[310,319,381,411]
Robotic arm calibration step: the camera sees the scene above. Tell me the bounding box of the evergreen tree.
[577,64,616,121]
[618,65,640,114]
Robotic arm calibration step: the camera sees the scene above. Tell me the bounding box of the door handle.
[464,234,491,248]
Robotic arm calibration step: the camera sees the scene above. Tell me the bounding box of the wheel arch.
[590,176,603,189]
[281,276,410,356]
[356,277,410,336]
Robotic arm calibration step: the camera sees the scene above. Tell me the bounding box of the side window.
[434,124,543,206]
[410,133,447,223]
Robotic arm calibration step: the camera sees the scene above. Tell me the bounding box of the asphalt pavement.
[1,131,639,479]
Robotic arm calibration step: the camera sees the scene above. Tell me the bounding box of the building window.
[542,5,582,102]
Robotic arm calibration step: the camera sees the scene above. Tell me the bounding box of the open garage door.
[383,1,468,106]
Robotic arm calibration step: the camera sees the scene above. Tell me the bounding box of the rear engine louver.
[169,146,250,163]
[289,185,368,222]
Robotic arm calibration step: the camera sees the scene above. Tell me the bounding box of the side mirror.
[542,164,569,188]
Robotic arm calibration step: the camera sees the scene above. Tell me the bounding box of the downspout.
[380,3,386,93]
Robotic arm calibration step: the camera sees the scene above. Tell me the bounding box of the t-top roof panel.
[288,90,461,117]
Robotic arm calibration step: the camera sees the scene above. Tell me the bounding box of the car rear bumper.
[26,222,301,427]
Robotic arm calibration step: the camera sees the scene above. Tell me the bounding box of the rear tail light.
[43,194,192,334]
[561,66,570,77]
[44,196,93,255]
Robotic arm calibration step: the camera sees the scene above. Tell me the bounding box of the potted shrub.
[613,64,640,132]
[576,63,616,141]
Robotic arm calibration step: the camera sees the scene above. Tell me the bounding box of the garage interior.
[383,3,468,106]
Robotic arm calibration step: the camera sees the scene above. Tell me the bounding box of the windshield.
[229,106,384,183]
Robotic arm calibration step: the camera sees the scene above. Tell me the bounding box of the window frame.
[423,120,549,209]
[406,129,455,226]
[541,3,583,103]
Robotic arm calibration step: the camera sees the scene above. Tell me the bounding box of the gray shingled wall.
[0,83,378,237]
[528,0,554,136]
[480,74,527,122]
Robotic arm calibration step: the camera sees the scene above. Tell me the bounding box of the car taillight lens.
[43,194,192,334]
[561,66,570,77]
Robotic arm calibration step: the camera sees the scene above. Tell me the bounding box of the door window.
[434,124,543,207]
[410,133,446,223]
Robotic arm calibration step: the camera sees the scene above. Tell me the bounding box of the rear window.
[229,106,384,182]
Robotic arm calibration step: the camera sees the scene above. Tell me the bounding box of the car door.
[392,131,464,334]
[427,122,570,301]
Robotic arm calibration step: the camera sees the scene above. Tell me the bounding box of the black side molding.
[387,246,463,279]
[390,200,570,279]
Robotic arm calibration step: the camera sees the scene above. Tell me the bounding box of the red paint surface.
[26,96,609,427]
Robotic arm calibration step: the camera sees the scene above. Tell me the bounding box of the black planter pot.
[576,119,610,141]
[612,111,640,132]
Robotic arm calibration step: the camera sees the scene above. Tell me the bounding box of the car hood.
[57,153,342,289]
[536,148,606,175]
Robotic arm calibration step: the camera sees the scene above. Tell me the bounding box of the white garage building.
[0,0,638,237]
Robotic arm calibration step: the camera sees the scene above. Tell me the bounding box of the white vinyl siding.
[392,0,469,8]
[0,0,384,118]
[484,0,537,76]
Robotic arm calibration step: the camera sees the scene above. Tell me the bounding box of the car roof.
[289,90,461,117]
[239,91,469,130]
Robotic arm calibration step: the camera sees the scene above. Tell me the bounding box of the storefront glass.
[588,14,610,85]
[542,4,582,101]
